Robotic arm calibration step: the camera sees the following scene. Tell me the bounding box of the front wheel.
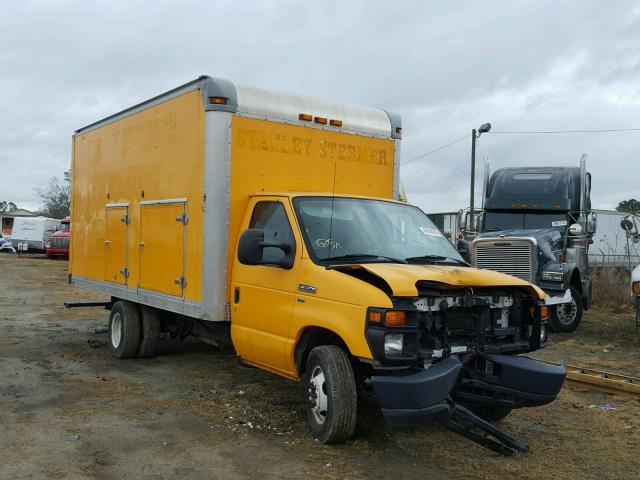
[305,345,357,444]
[549,285,583,332]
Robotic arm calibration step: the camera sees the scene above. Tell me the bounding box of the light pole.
[469,123,491,232]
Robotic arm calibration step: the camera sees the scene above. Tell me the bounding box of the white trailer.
[590,209,640,266]
[11,216,59,252]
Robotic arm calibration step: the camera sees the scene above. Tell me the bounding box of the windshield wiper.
[324,253,407,264]
[404,254,469,266]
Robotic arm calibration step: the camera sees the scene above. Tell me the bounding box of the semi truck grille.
[50,237,69,248]
[473,241,535,282]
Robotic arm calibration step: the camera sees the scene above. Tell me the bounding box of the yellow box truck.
[70,76,565,453]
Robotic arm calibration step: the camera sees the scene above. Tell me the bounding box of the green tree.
[616,198,640,213]
[35,170,71,219]
[0,201,18,214]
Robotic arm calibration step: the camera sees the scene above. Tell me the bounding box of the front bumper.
[46,247,69,257]
[371,353,566,426]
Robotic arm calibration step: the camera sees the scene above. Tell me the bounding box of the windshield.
[483,211,568,231]
[293,197,464,264]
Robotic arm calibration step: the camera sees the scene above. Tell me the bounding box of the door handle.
[104,240,110,245]
[234,287,240,304]
[138,241,145,247]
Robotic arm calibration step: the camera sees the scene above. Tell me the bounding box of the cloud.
[0,0,639,213]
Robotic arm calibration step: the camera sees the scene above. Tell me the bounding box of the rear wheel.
[108,301,141,359]
[549,285,583,332]
[138,306,161,358]
[305,345,357,444]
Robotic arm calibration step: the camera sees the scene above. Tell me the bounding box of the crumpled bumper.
[371,354,566,426]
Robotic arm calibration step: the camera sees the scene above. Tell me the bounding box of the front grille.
[50,237,69,248]
[473,241,535,282]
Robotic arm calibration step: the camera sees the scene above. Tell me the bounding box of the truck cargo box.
[70,76,401,322]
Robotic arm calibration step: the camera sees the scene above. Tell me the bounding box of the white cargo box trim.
[235,84,392,139]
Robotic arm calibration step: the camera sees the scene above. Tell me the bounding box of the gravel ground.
[1,254,639,479]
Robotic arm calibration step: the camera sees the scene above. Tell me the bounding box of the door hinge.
[121,214,130,224]
[176,213,189,225]
[120,267,129,278]
[174,277,186,288]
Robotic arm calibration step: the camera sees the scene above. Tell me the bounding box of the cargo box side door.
[104,204,129,285]
[138,199,187,297]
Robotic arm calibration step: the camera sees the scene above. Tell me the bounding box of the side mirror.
[237,228,294,269]
[586,211,597,234]
[621,216,639,237]
[569,223,583,236]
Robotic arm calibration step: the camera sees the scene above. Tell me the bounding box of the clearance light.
[299,113,312,121]
[633,282,640,295]
[540,306,549,320]
[314,117,328,125]
[329,119,343,127]
[209,96,227,105]
[368,311,382,324]
[554,204,562,209]
[385,311,406,326]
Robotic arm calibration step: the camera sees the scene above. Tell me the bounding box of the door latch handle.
[104,240,110,245]
[234,287,240,304]
[138,241,145,247]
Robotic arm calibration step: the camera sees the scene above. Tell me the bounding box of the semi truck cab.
[464,158,596,332]
[46,216,70,258]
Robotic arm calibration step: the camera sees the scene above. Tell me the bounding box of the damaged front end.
[365,283,566,455]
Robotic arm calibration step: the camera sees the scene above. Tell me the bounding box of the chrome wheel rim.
[111,312,122,348]
[556,296,578,325]
[308,365,328,425]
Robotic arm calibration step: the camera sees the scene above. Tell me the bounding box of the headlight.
[384,333,404,355]
[542,271,564,282]
[633,282,640,295]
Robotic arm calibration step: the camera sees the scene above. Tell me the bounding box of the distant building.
[1,209,37,235]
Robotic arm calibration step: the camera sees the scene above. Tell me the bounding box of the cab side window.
[250,202,295,264]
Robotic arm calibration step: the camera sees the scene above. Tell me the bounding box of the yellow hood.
[335,263,545,300]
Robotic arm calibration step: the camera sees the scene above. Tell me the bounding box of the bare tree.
[35,170,71,219]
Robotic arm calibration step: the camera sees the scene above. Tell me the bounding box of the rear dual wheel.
[108,301,160,359]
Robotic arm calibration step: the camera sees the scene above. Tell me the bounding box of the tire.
[305,345,357,444]
[108,301,141,359]
[468,405,512,422]
[549,285,583,332]
[138,306,161,358]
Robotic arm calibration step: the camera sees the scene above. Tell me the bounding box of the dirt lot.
[2,255,639,480]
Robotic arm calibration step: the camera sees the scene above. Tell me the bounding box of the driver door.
[230,197,301,377]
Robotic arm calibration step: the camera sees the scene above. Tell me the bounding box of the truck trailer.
[70,76,565,452]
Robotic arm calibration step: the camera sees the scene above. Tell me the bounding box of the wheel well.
[570,270,582,293]
[294,327,350,375]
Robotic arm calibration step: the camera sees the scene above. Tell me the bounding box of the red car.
[46,216,70,258]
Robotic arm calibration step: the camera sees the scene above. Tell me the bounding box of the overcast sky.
[1,0,639,213]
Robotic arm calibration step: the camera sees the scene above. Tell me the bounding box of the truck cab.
[46,216,70,258]
[231,192,564,442]
[464,159,596,333]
